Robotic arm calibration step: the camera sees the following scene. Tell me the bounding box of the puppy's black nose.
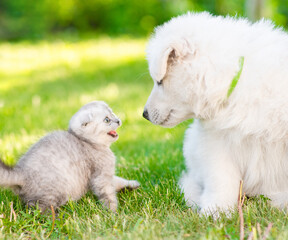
[143,110,150,121]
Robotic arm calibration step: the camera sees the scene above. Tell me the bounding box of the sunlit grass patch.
[0,37,146,78]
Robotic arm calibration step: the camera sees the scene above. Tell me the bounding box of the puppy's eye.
[104,117,111,123]
[157,79,163,86]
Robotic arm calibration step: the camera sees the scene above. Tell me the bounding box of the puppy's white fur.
[144,12,288,215]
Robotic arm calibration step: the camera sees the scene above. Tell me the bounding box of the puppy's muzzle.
[142,109,150,121]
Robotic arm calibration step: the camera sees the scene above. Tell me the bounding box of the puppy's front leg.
[90,175,118,212]
[199,158,241,218]
[113,176,140,192]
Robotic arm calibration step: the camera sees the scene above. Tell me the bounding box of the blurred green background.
[0,0,287,40]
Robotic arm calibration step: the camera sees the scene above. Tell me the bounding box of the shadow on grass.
[0,59,151,134]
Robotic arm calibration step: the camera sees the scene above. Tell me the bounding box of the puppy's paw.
[200,207,220,220]
[200,206,233,220]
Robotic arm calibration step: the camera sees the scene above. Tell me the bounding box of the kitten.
[0,101,140,212]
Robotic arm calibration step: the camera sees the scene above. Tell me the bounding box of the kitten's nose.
[142,109,150,121]
[116,119,121,126]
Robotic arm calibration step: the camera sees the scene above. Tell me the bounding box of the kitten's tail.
[0,158,24,188]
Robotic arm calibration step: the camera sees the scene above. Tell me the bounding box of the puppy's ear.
[148,39,195,81]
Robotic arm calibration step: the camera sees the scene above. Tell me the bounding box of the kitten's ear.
[148,38,196,81]
[69,110,92,131]
[79,113,93,128]
[81,121,90,128]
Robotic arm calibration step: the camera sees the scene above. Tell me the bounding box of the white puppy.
[143,12,288,216]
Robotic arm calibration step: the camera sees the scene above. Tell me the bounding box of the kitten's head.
[68,101,121,146]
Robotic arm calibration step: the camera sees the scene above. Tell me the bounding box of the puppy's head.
[143,13,237,127]
[143,33,200,127]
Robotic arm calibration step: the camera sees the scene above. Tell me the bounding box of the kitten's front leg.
[90,175,118,212]
[114,176,140,192]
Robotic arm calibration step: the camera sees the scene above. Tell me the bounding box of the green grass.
[0,37,288,239]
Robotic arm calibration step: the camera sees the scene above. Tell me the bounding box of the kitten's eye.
[104,117,111,123]
[157,79,163,86]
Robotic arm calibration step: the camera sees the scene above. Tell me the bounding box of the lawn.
[0,37,287,239]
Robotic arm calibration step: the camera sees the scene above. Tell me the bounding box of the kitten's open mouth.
[107,130,118,138]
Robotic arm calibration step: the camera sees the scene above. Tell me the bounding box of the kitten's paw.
[109,203,117,213]
[102,199,118,213]
[128,180,140,189]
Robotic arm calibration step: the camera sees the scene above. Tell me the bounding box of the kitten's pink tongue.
[108,130,118,138]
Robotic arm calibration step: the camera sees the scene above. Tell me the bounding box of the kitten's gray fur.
[0,101,140,212]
